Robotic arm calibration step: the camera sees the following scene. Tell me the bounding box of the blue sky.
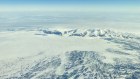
[0,0,140,12]
[0,0,139,6]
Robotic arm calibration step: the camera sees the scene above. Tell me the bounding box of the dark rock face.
[43,30,62,36]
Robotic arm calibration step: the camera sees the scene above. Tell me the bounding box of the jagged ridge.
[41,29,138,39]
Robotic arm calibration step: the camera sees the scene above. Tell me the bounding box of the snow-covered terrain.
[0,28,140,79]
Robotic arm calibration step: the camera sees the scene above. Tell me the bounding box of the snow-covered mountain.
[40,29,139,39]
[0,28,140,79]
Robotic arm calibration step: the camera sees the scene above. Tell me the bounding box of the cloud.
[0,4,140,13]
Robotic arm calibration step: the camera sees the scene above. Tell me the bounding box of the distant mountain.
[41,29,139,39]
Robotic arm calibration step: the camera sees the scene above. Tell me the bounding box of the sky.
[0,0,140,33]
[0,0,140,13]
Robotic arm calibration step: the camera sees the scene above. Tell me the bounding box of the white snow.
[0,29,140,79]
[0,29,139,63]
[0,30,114,61]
